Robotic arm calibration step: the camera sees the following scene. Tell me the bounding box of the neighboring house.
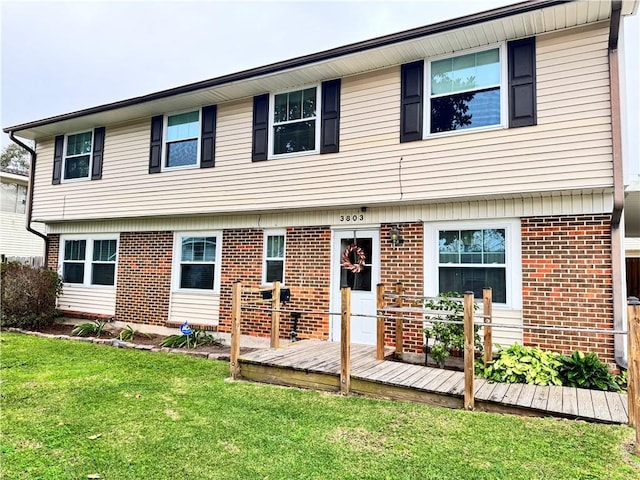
[0,168,45,265]
[4,0,638,367]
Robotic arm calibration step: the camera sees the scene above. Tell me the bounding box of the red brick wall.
[380,223,424,353]
[47,234,59,270]
[114,231,173,326]
[218,227,332,341]
[218,229,265,335]
[283,226,331,340]
[521,215,614,365]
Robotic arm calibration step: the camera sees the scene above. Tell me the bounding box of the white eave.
[4,0,636,141]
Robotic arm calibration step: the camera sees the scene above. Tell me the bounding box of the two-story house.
[4,0,637,368]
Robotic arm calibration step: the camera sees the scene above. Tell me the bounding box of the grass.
[1,332,638,480]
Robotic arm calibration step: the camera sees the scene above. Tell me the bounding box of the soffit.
[7,0,619,140]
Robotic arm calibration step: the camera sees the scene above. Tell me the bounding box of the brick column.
[114,231,173,326]
[47,234,59,270]
[380,222,424,353]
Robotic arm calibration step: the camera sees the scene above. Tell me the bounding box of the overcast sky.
[1,0,638,163]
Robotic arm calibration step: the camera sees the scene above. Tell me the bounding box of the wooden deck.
[239,340,629,424]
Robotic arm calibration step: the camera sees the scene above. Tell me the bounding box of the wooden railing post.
[464,291,475,411]
[395,282,404,355]
[230,281,242,380]
[341,287,351,394]
[376,283,385,360]
[483,288,493,367]
[271,281,281,349]
[627,297,640,454]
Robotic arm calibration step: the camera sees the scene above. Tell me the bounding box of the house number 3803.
[339,214,365,222]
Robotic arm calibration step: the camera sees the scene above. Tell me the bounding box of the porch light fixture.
[389,226,404,246]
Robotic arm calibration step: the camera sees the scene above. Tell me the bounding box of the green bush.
[71,320,108,338]
[423,292,481,367]
[1,262,62,330]
[160,329,222,349]
[557,351,619,392]
[481,344,563,386]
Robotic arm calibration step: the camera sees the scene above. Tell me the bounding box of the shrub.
[1,262,62,330]
[118,325,150,342]
[557,351,619,392]
[423,292,481,367]
[160,329,222,349]
[71,320,108,338]
[481,344,563,386]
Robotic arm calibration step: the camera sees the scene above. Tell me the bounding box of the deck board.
[238,340,628,424]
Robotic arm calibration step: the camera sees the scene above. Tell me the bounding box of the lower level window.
[438,228,506,302]
[263,232,285,284]
[60,236,118,286]
[173,232,221,292]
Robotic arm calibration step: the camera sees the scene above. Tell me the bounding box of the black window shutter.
[149,115,163,173]
[52,135,64,184]
[91,127,105,180]
[508,37,537,128]
[400,61,424,143]
[252,94,269,162]
[200,105,217,168]
[320,79,341,154]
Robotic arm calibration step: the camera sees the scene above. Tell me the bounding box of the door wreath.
[341,244,366,273]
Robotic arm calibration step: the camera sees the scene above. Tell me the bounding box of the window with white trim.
[425,220,521,307]
[60,235,118,286]
[263,231,285,284]
[270,86,319,156]
[173,232,222,292]
[1,182,27,214]
[427,45,505,135]
[64,131,93,180]
[165,110,200,168]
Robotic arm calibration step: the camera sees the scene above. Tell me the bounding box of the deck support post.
[230,281,242,380]
[628,298,640,454]
[395,282,404,355]
[376,283,385,360]
[483,288,493,367]
[464,291,475,411]
[341,287,351,394]
[271,281,281,349]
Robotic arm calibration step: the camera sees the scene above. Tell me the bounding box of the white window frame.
[262,229,286,285]
[172,231,222,294]
[423,219,521,309]
[62,130,94,183]
[0,182,27,214]
[162,108,202,171]
[424,43,508,139]
[58,234,119,288]
[268,84,321,159]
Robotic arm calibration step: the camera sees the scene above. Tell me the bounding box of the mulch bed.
[8,322,257,360]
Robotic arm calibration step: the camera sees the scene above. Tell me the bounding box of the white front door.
[331,229,379,345]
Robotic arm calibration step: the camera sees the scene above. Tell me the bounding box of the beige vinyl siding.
[486,309,523,348]
[31,23,613,223]
[0,213,45,257]
[169,292,220,327]
[57,286,116,316]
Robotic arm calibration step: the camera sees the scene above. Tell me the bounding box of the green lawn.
[1,332,638,480]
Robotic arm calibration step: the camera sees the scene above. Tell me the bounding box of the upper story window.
[64,131,93,180]
[59,235,118,287]
[165,110,200,168]
[400,38,535,143]
[1,182,27,214]
[427,46,505,135]
[172,231,222,293]
[270,86,319,157]
[52,127,105,185]
[263,231,286,284]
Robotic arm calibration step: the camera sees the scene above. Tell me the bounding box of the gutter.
[608,0,626,369]
[8,132,49,268]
